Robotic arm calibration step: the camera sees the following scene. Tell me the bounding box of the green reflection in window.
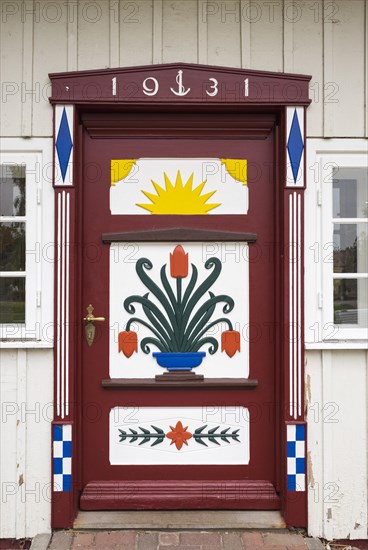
[0,222,25,271]
[0,277,25,323]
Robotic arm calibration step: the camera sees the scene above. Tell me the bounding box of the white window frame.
[0,139,54,346]
[305,139,368,347]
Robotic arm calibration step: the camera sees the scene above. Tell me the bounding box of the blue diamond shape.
[56,108,73,182]
[287,110,304,184]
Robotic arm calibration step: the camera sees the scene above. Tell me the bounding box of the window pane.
[0,164,26,216]
[333,168,368,218]
[333,223,368,273]
[334,278,368,327]
[0,277,25,323]
[0,222,26,271]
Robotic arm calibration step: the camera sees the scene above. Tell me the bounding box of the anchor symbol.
[170,70,191,97]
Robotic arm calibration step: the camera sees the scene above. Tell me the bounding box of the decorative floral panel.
[109,242,249,379]
[110,158,248,215]
[110,406,250,465]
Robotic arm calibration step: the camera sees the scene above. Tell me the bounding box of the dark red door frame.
[49,63,311,528]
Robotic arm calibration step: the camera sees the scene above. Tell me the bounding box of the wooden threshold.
[80,480,279,511]
[74,510,286,530]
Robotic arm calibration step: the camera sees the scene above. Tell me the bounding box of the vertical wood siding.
[306,350,368,539]
[0,350,53,538]
[0,0,367,137]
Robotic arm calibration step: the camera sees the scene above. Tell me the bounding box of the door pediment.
[49,62,311,106]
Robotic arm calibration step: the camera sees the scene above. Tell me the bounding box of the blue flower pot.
[152,352,206,371]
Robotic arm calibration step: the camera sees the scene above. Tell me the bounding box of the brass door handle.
[83,304,105,323]
[84,305,105,346]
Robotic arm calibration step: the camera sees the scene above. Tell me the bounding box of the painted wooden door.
[79,110,281,510]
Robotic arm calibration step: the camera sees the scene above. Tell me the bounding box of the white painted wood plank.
[321,350,334,540]
[153,0,163,64]
[0,350,53,539]
[77,0,110,70]
[240,0,251,69]
[21,0,34,137]
[283,1,323,137]
[305,350,324,539]
[25,351,53,537]
[198,0,208,64]
[119,0,153,66]
[15,350,27,539]
[326,351,368,539]
[162,1,198,63]
[249,0,283,72]
[109,0,120,67]
[0,351,18,538]
[67,0,78,71]
[32,0,68,137]
[324,0,365,137]
[365,0,368,137]
[0,0,23,136]
[207,0,241,68]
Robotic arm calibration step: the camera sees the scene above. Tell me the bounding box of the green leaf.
[208,426,219,434]
[194,425,207,434]
[151,425,165,434]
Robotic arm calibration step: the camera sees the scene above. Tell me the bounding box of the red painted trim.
[49,63,311,106]
[284,421,308,528]
[80,480,280,510]
[51,421,74,529]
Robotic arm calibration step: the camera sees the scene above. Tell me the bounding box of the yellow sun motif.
[136,171,221,215]
[221,159,248,185]
[111,159,137,186]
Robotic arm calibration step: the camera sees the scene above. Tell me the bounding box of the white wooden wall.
[0,0,367,138]
[306,350,368,540]
[0,0,367,540]
[0,350,53,538]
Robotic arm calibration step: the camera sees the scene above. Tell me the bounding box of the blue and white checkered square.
[287,424,305,491]
[53,424,72,492]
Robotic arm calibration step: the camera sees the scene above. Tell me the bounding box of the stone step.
[74,510,286,530]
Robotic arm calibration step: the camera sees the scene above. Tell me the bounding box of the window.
[0,164,26,324]
[0,142,53,344]
[332,168,367,329]
[306,141,368,344]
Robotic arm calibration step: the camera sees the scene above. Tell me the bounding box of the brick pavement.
[46,530,324,550]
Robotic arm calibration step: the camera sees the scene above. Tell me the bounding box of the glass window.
[332,167,368,329]
[0,164,26,324]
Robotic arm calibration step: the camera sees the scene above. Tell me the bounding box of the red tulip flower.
[118,330,138,358]
[221,330,240,357]
[170,245,188,278]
